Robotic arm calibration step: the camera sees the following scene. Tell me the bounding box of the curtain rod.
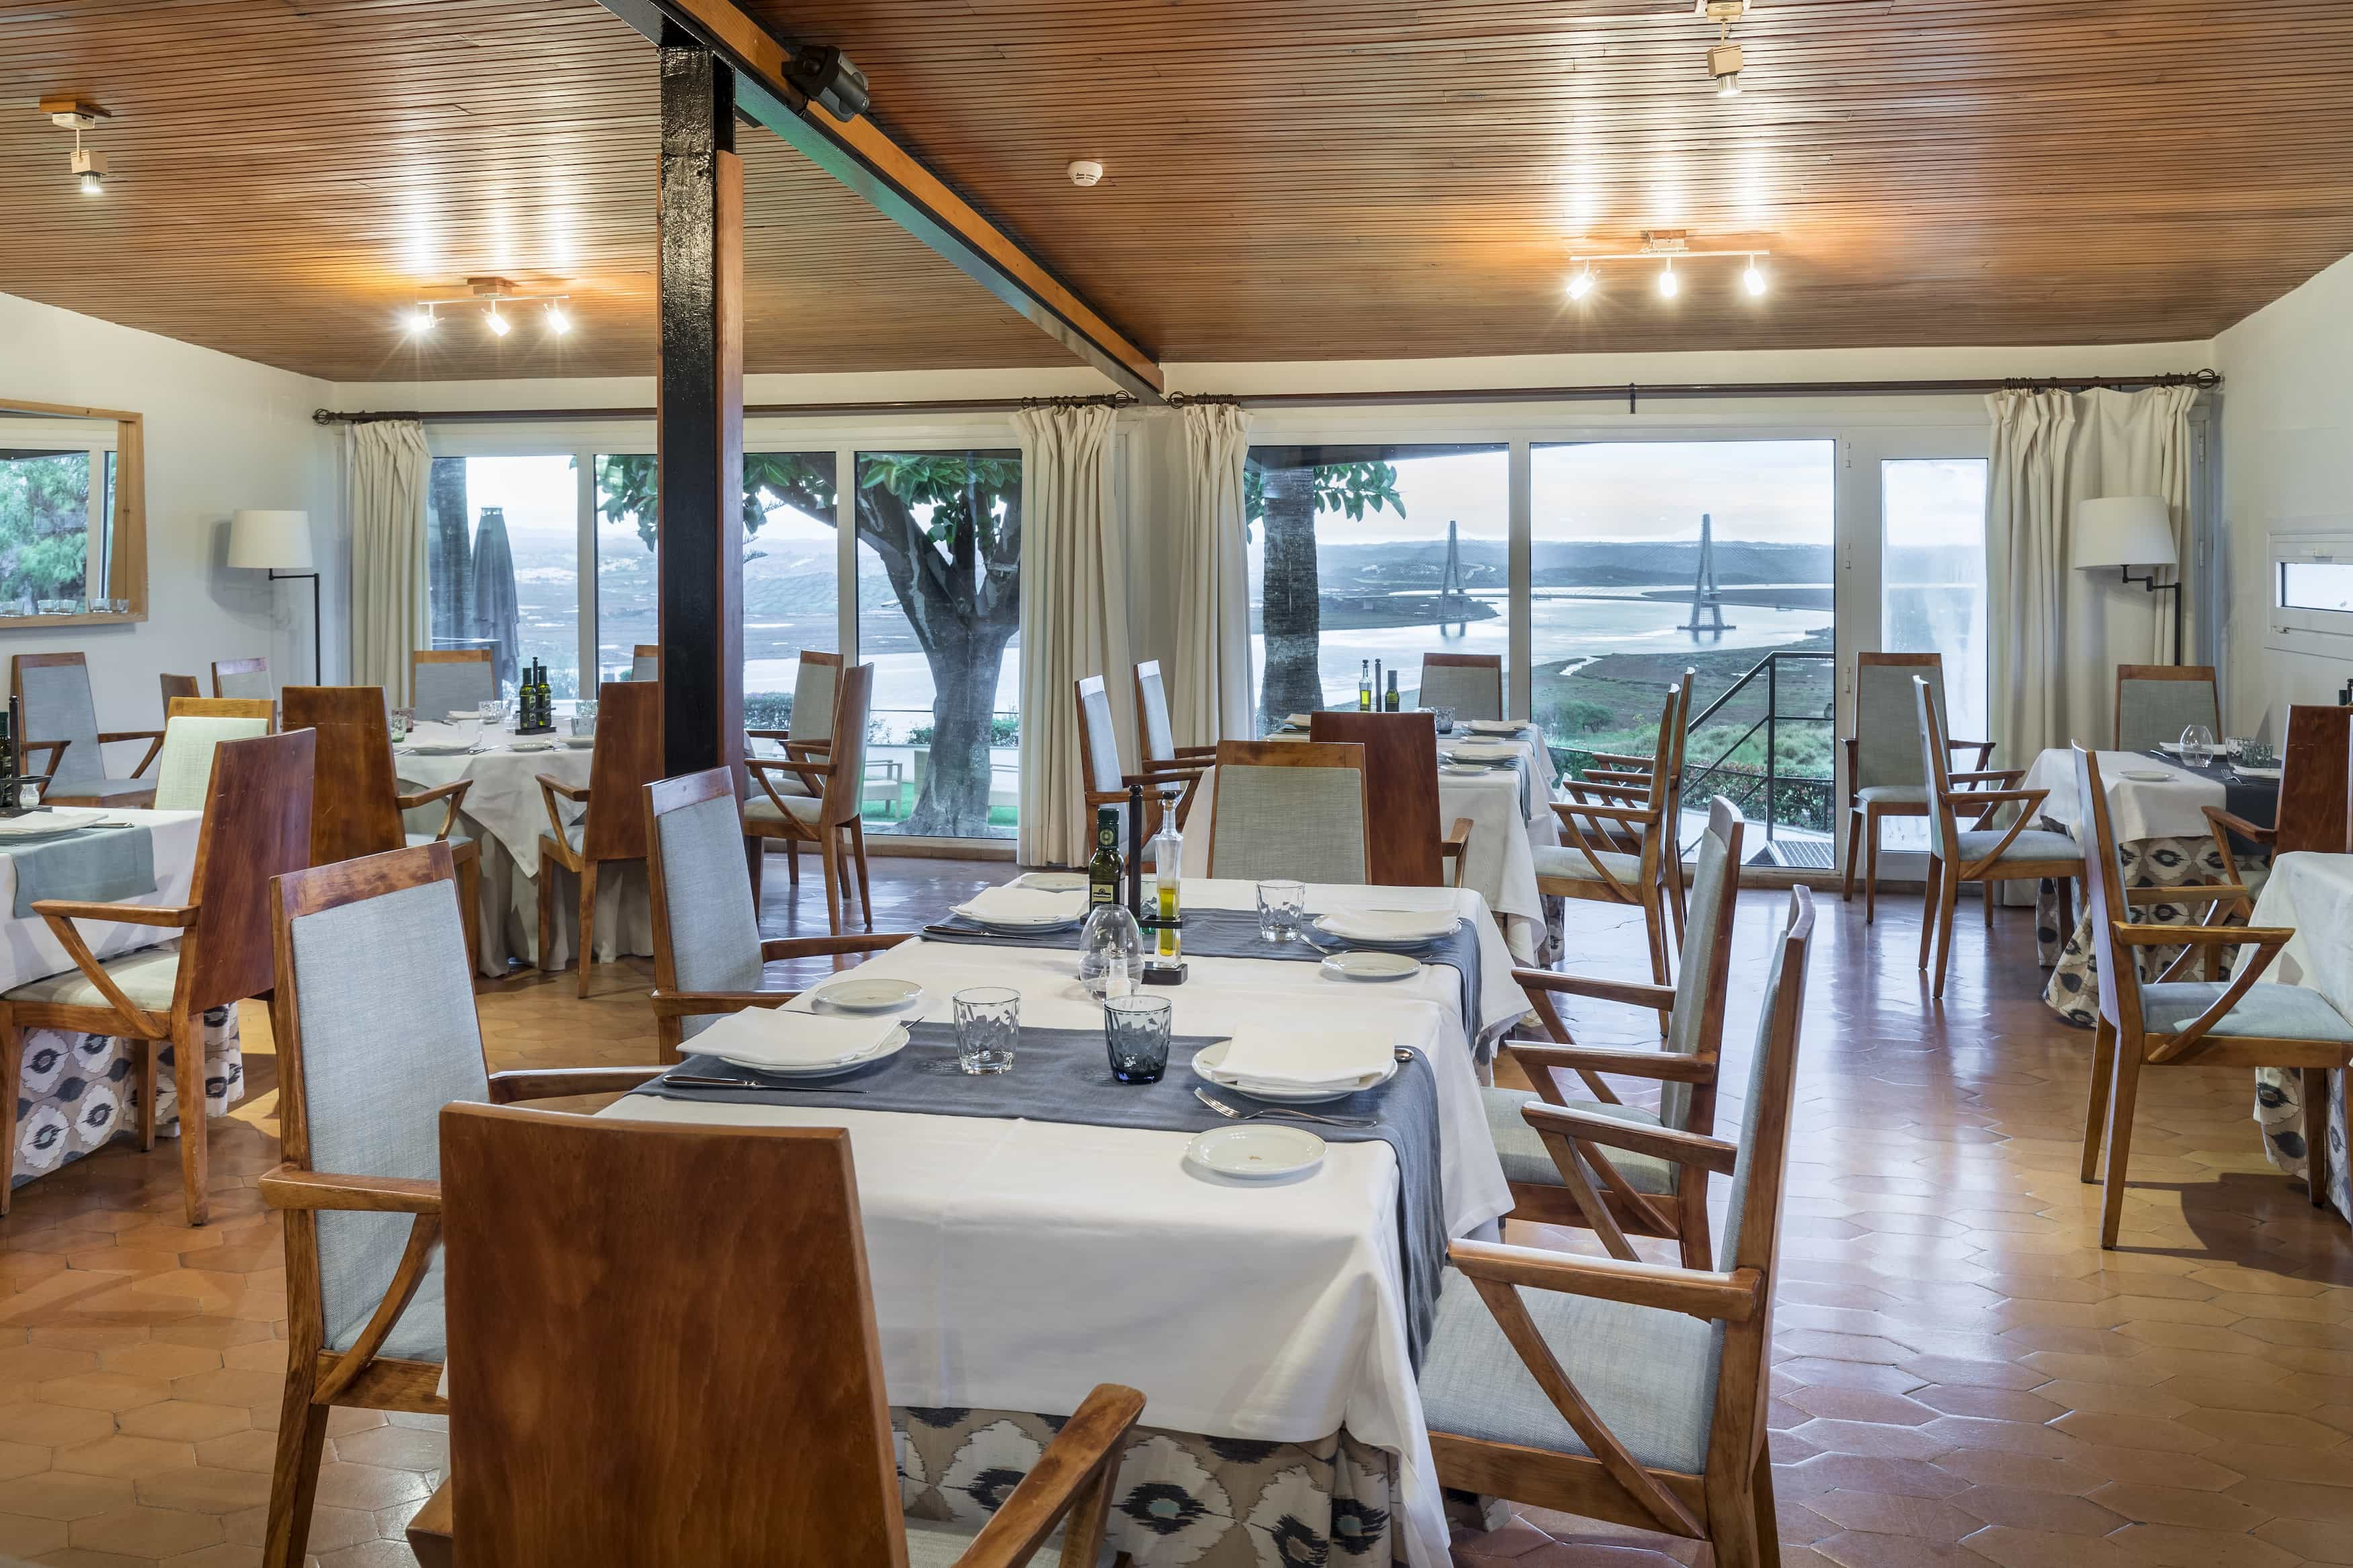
[312,370,2218,426]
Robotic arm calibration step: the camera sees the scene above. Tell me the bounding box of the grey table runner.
[6,825,157,918]
[633,1021,1449,1364]
[923,907,1487,1040]
[2139,749,2278,832]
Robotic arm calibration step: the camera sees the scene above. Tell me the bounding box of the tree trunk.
[1258,462,1324,729]
[427,458,471,643]
[905,618,1017,837]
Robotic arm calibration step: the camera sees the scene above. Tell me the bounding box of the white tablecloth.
[2020,747,2221,842]
[0,809,203,991]
[2238,852,2353,1220]
[600,878,1517,1568]
[395,725,651,977]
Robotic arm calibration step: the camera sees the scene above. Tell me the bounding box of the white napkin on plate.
[1466,719,1526,735]
[1316,909,1460,943]
[1215,1030,1392,1089]
[953,884,1086,925]
[694,1009,900,1068]
[1446,740,1517,761]
[1285,712,1314,729]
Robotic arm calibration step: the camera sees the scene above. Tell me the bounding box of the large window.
[426,454,581,698]
[1881,458,1991,745]
[0,446,120,614]
[854,450,1023,838]
[1244,443,1508,730]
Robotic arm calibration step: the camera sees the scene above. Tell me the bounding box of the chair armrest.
[487,1067,666,1103]
[953,1383,1148,1568]
[2201,806,2274,845]
[536,774,590,802]
[1945,787,2043,807]
[1506,1042,1717,1083]
[2115,921,2290,949]
[758,933,918,962]
[397,778,474,841]
[100,729,167,780]
[1949,768,2024,785]
[1448,1238,1763,1323]
[748,755,837,777]
[1521,1102,1739,1173]
[1513,966,1674,1012]
[1549,800,1653,826]
[28,898,196,929]
[260,1164,441,1214]
[2125,882,2250,905]
[1581,750,1655,769]
[647,989,799,1020]
[1171,743,1219,759]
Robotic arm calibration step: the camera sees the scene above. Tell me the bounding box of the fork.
[1193,1087,1374,1128]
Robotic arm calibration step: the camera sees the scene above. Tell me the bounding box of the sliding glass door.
[425,454,581,698]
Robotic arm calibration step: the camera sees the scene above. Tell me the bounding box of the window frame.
[0,415,130,626]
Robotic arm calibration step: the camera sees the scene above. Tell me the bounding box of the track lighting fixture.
[1566,266,1597,301]
[1563,233,1772,306]
[1657,259,1680,298]
[1698,0,1751,97]
[41,97,110,198]
[1743,255,1768,296]
[399,278,575,341]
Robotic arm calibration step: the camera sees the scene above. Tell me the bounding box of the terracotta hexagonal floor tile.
[0,1441,50,1483]
[0,1401,116,1450]
[192,1431,282,1475]
[2085,1482,2272,1533]
[33,1370,174,1413]
[1952,1524,2141,1568]
[54,1432,201,1478]
[161,1544,270,1568]
[1946,1484,2126,1536]
[0,1471,136,1522]
[0,1510,71,1557]
[327,1424,448,1473]
[69,1501,227,1559]
[99,1339,229,1381]
[118,1399,254,1442]
[1801,1489,1981,1541]
[2100,1522,2302,1568]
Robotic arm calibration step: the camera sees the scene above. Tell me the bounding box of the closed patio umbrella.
[469,505,521,693]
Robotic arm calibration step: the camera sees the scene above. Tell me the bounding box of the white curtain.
[347,420,431,702]
[1014,404,1130,866]
[1987,385,2199,767]
[1171,402,1256,747]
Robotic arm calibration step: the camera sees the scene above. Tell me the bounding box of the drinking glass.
[1103,995,1173,1085]
[952,986,1020,1075]
[1255,878,1308,942]
[2179,723,2217,766]
[1423,705,1456,736]
[389,707,413,743]
[571,698,598,738]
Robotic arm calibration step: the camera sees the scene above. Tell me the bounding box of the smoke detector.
[1067,160,1104,188]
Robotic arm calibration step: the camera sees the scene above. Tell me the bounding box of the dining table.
[3,808,242,1198]
[2235,852,2353,1223]
[2015,746,2276,1027]
[1187,720,1560,963]
[394,720,653,978]
[601,876,1523,1568]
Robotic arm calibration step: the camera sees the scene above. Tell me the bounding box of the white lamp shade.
[2073,495,2176,570]
[229,509,314,571]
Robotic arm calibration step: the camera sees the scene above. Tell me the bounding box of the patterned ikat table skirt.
[9,1007,243,1194]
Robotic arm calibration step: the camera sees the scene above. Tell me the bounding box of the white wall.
[2215,252,2353,737]
[0,292,336,737]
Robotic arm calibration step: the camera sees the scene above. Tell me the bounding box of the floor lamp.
[2073,495,2182,663]
[229,509,320,682]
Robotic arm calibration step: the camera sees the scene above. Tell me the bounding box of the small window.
[2281,561,2353,614]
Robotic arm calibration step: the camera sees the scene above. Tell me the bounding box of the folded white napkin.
[1316,909,1460,944]
[1447,741,1517,761]
[1215,1030,1392,1089]
[1466,719,1526,735]
[953,884,1086,925]
[694,1009,900,1068]
[1285,712,1314,729]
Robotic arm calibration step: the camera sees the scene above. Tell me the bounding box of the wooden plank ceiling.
[4,0,2352,381]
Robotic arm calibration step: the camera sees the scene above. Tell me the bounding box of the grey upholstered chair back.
[791,657,838,745]
[19,659,104,788]
[290,876,485,1359]
[153,716,271,812]
[1716,895,1813,1274]
[215,664,272,702]
[1856,659,1947,790]
[1417,657,1504,722]
[1209,759,1368,884]
[1080,677,1124,794]
[1661,797,1741,1132]
[413,657,496,719]
[1137,663,1177,764]
[654,791,764,1040]
[629,651,660,683]
[2117,674,2220,752]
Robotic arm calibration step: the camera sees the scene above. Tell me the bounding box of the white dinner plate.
[801,977,924,1014]
[1320,950,1421,983]
[1465,720,1528,735]
[712,1024,909,1078]
[0,808,106,840]
[1439,763,1491,778]
[1015,871,1089,893]
[1186,1124,1325,1181]
[1189,1040,1397,1104]
[1312,910,1460,947]
[403,741,474,757]
[446,710,481,723]
[2121,770,2175,783]
[563,734,596,749]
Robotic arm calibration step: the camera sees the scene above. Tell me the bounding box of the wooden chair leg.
[657,1016,684,1068]
[1864,808,1883,924]
[1751,1441,1783,1568]
[1642,887,1673,1034]
[849,817,873,933]
[575,859,600,1000]
[453,841,481,978]
[171,1016,209,1226]
[536,857,557,974]
[1708,1453,1765,1568]
[2100,1036,2146,1249]
[1983,874,1997,927]
[1931,869,1960,999]
[261,1355,331,1568]
[1917,856,1944,971]
[0,1019,19,1217]
[745,835,764,907]
[139,1036,161,1152]
[2303,1065,2333,1210]
[1841,808,1862,902]
[1674,1167,1712,1272]
[786,835,801,886]
[819,831,844,936]
[2081,1016,2117,1183]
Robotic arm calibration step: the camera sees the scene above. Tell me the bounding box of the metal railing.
[1677,649,1837,845]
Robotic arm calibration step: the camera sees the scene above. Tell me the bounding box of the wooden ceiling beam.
[595,0,1166,401]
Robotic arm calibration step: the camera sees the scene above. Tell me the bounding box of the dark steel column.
[655,40,745,782]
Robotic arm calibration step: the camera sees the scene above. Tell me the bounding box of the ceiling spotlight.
[485,304,510,337]
[44,99,112,197]
[1743,257,1767,296]
[1709,41,1744,95]
[785,44,871,122]
[1657,259,1680,299]
[405,307,436,335]
[73,150,106,196]
[545,302,571,335]
[1567,267,1596,301]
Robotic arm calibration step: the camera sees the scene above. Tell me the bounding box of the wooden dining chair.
[153,697,275,811]
[1915,675,2083,998]
[411,648,496,719]
[1488,798,1745,1269]
[744,651,844,866]
[2202,704,2350,883]
[0,729,313,1224]
[2072,745,2353,1247]
[1839,651,1993,921]
[747,663,877,934]
[1205,739,1368,883]
[282,686,480,969]
[645,767,913,1063]
[1566,671,1696,942]
[13,651,163,807]
[160,673,201,716]
[1078,673,1202,841]
[1417,651,1505,722]
[2116,663,2222,752]
[416,1102,1144,1568]
[256,842,669,1568]
[1308,710,1470,886]
[537,680,662,995]
[1539,684,1683,1003]
[1417,887,1816,1568]
[630,643,660,682]
[1133,658,1219,774]
[212,655,272,701]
